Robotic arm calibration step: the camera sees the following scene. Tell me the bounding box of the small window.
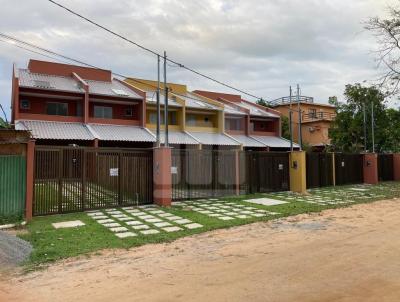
[76,103,83,117]
[94,106,112,119]
[47,102,68,116]
[20,100,30,110]
[309,108,317,118]
[149,112,157,124]
[124,107,133,117]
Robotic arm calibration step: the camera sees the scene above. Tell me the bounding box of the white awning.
[252,135,300,148]
[187,132,240,146]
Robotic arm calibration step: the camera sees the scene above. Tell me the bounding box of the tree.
[0,117,9,128]
[365,6,400,95]
[329,84,389,152]
[256,98,270,108]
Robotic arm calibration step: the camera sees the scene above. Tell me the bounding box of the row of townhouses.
[11,59,335,150]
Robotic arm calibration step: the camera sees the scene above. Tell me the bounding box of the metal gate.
[306,153,334,188]
[171,149,236,200]
[378,154,394,181]
[243,152,290,194]
[33,146,153,216]
[334,153,364,185]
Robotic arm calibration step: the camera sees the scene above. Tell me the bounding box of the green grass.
[18,181,400,270]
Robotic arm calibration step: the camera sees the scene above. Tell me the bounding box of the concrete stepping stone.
[52,220,85,229]
[131,224,150,230]
[235,215,250,219]
[92,215,108,220]
[121,206,135,210]
[162,226,182,232]
[153,222,172,228]
[126,220,143,226]
[145,218,163,223]
[141,215,156,219]
[174,219,192,225]
[97,219,114,224]
[184,223,203,229]
[103,223,121,228]
[140,229,160,235]
[158,213,174,217]
[164,216,182,221]
[219,216,234,220]
[117,217,135,221]
[87,212,104,216]
[110,226,128,233]
[104,208,117,212]
[115,232,137,238]
[111,214,128,218]
[252,213,266,217]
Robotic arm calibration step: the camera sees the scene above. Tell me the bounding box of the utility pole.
[289,86,293,152]
[371,101,375,153]
[156,54,161,147]
[163,51,169,147]
[363,102,367,152]
[296,84,302,151]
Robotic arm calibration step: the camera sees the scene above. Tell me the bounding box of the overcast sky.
[0,0,397,120]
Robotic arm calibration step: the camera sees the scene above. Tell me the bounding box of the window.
[76,103,83,117]
[47,102,68,116]
[149,112,157,124]
[149,111,177,125]
[94,106,112,119]
[124,107,133,117]
[186,114,196,126]
[20,100,30,110]
[308,108,317,119]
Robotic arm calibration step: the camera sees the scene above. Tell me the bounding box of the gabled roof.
[251,135,300,148]
[236,101,280,118]
[86,79,142,99]
[87,124,155,142]
[229,135,265,147]
[149,130,199,145]
[178,92,222,110]
[15,120,95,140]
[18,69,84,93]
[186,131,240,146]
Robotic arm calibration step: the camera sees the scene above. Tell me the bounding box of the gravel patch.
[0,230,32,268]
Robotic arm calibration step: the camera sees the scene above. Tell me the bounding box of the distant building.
[270,96,336,150]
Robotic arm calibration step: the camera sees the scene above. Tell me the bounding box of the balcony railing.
[302,111,336,122]
[269,96,314,106]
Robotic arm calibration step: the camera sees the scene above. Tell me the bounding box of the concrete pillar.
[289,151,307,193]
[153,147,172,206]
[92,138,99,148]
[235,150,240,195]
[393,154,400,181]
[25,140,35,221]
[363,153,378,184]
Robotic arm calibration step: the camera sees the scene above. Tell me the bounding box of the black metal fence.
[334,153,364,185]
[306,153,334,188]
[34,146,153,216]
[242,152,290,194]
[171,149,237,200]
[378,154,394,181]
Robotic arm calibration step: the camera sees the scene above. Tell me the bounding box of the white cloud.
[0,0,397,119]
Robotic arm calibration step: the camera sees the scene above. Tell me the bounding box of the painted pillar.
[363,153,378,184]
[92,138,99,148]
[235,150,240,195]
[393,154,400,181]
[153,147,172,206]
[25,140,35,221]
[331,152,336,186]
[289,151,307,193]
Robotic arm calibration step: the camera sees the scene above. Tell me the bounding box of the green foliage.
[0,117,9,128]
[329,83,400,152]
[281,115,290,140]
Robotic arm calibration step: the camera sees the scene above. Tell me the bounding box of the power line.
[0,32,224,105]
[47,0,262,100]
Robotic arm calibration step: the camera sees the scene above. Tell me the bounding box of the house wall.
[185,111,219,132]
[146,107,183,131]
[19,95,82,117]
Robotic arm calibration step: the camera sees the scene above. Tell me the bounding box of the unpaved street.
[1,199,400,302]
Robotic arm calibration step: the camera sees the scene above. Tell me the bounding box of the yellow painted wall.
[124,78,188,95]
[289,151,307,193]
[146,106,184,131]
[274,103,335,146]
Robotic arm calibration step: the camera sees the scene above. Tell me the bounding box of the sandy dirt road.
[1,199,400,302]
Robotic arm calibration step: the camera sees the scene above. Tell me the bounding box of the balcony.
[302,111,336,123]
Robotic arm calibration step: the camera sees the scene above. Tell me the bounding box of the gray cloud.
[0,0,396,120]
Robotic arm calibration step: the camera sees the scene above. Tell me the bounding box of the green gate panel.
[0,155,26,217]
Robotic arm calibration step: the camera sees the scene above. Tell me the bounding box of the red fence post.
[153,147,172,206]
[394,154,400,181]
[25,139,35,221]
[363,153,378,184]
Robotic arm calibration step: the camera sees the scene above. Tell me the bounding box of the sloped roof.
[86,79,142,99]
[230,135,266,147]
[180,92,221,110]
[15,120,95,140]
[149,130,199,145]
[252,135,300,148]
[186,131,240,146]
[18,69,84,93]
[238,101,280,118]
[87,124,155,142]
